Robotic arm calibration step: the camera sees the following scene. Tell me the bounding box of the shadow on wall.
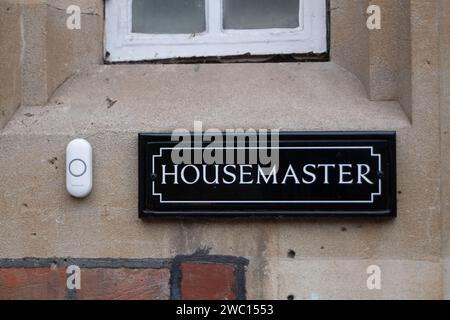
[0,252,248,300]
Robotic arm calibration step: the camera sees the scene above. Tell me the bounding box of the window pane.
[132,0,206,34]
[223,0,300,30]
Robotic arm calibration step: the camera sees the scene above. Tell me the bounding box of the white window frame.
[105,0,328,62]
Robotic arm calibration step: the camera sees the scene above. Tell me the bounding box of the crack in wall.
[45,3,101,17]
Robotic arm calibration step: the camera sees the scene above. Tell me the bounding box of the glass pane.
[223,0,300,30]
[132,0,206,34]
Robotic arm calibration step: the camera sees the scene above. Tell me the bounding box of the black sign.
[139,132,396,217]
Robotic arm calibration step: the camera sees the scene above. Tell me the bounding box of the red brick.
[77,268,170,300]
[0,266,170,300]
[180,262,237,300]
[0,267,67,300]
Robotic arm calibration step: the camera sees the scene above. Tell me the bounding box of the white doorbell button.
[69,159,87,177]
[66,139,92,198]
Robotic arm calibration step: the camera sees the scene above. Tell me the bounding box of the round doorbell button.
[66,139,92,198]
[69,159,87,177]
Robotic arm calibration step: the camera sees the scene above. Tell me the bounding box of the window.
[105,0,328,62]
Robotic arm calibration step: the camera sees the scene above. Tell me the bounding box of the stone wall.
[0,0,22,129]
[0,0,449,299]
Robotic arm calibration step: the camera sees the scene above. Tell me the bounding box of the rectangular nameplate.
[139,132,396,217]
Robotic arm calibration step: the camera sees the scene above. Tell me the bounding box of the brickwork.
[0,255,248,300]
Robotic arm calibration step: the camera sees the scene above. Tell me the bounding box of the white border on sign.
[151,146,382,204]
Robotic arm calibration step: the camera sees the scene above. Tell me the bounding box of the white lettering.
[202,165,219,184]
[66,5,81,30]
[193,121,203,164]
[366,5,382,30]
[257,166,278,184]
[282,164,300,184]
[180,165,200,184]
[239,165,253,184]
[162,165,178,184]
[357,164,373,184]
[302,164,317,184]
[318,164,335,184]
[339,164,354,184]
[223,165,237,184]
[366,265,382,290]
[171,129,191,164]
[66,265,81,290]
[203,130,223,164]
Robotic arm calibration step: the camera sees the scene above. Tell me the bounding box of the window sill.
[1,62,410,136]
